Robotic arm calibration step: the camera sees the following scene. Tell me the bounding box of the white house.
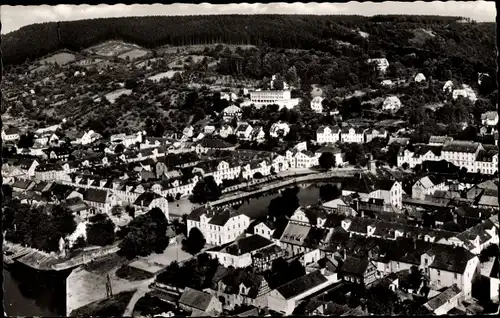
[254,221,276,241]
[414,73,426,83]
[182,125,194,138]
[341,126,365,144]
[291,150,318,169]
[222,105,242,122]
[2,127,21,141]
[381,79,394,87]
[453,86,477,103]
[187,207,251,246]
[133,191,169,220]
[368,58,390,74]
[248,90,299,110]
[481,111,498,127]
[251,126,266,142]
[221,92,238,102]
[269,121,290,138]
[364,128,388,143]
[382,96,402,111]
[218,124,234,138]
[235,122,253,140]
[412,176,448,200]
[316,126,341,144]
[423,285,463,315]
[34,124,61,135]
[77,130,102,145]
[204,125,216,135]
[443,80,454,93]
[310,96,325,113]
[110,132,143,148]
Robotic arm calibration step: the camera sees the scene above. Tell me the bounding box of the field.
[410,28,436,45]
[118,49,149,60]
[40,52,76,65]
[168,55,207,68]
[87,41,146,57]
[105,89,132,104]
[70,290,136,316]
[147,71,183,82]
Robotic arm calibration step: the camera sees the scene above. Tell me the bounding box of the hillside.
[2,15,496,68]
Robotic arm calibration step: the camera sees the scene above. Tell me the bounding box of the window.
[454,273,458,279]
[437,270,441,276]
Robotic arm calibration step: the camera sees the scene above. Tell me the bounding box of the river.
[3,183,336,316]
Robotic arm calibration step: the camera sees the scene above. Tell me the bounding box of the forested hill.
[2,14,496,67]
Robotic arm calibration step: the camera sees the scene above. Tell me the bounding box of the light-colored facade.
[269,121,290,138]
[382,96,402,111]
[248,90,299,110]
[310,96,324,113]
[341,127,364,144]
[316,126,340,144]
[368,58,390,73]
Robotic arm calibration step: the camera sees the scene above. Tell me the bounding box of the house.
[204,125,216,135]
[80,188,119,215]
[310,96,325,113]
[412,175,448,200]
[218,124,234,138]
[63,197,91,218]
[75,130,102,145]
[270,74,290,90]
[206,234,275,268]
[250,126,265,142]
[423,284,463,315]
[292,150,318,169]
[193,138,235,154]
[182,125,194,138]
[12,179,35,193]
[178,287,223,316]
[235,123,253,140]
[479,256,500,302]
[368,58,390,73]
[414,73,426,83]
[18,158,39,177]
[2,127,21,141]
[429,135,454,146]
[133,191,169,219]
[453,86,477,103]
[269,122,290,138]
[221,92,238,102]
[248,90,299,110]
[341,175,403,210]
[364,128,387,143]
[110,132,143,148]
[314,146,343,166]
[481,111,498,127]
[382,96,402,111]
[34,124,61,135]
[290,206,328,228]
[420,245,480,299]
[443,80,454,93]
[381,79,394,87]
[222,105,243,122]
[187,206,251,246]
[254,221,277,240]
[316,126,341,144]
[211,267,271,310]
[34,163,69,181]
[340,126,364,144]
[267,271,336,315]
[340,255,377,287]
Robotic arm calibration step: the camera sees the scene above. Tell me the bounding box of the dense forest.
[2,14,496,70]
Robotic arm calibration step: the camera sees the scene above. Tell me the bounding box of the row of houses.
[316,125,388,144]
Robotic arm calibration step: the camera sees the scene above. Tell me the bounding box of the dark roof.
[424,284,461,311]
[83,188,108,203]
[178,287,215,311]
[276,271,328,300]
[220,268,266,298]
[442,141,480,153]
[340,256,370,276]
[187,206,208,221]
[198,138,234,149]
[426,245,475,273]
[133,191,163,206]
[208,208,243,226]
[219,234,274,256]
[12,179,32,190]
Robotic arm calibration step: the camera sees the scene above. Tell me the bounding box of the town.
[2,8,499,318]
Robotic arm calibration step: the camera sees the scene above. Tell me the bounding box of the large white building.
[222,105,242,122]
[341,126,365,144]
[248,90,299,110]
[481,111,498,127]
[382,96,402,111]
[316,125,341,144]
[397,140,498,175]
[368,58,390,74]
[187,206,251,246]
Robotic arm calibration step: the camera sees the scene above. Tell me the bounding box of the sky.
[1,1,496,35]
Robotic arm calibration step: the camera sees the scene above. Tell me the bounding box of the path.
[123,284,150,317]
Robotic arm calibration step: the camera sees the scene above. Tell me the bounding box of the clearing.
[38,52,76,66]
[168,55,207,68]
[410,29,436,45]
[147,71,184,82]
[118,49,149,60]
[358,30,370,38]
[87,41,145,57]
[105,89,132,104]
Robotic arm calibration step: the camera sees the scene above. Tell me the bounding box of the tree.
[319,184,339,202]
[51,205,77,238]
[318,152,336,170]
[18,132,35,148]
[285,66,299,87]
[111,205,123,217]
[114,143,125,154]
[366,285,399,315]
[253,172,264,179]
[182,227,206,255]
[118,207,169,260]
[190,176,222,204]
[86,214,116,246]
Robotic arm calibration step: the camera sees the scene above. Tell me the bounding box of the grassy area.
[70,290,136,317]
[116,264,155,281]
[83,253,127,275]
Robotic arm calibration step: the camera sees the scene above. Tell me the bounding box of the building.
[248,90,299,110]
[290,150,318,169]
[250,126,266,142]
[79,188,119,215]
[18,158,39,177]
[254,221,277,240]
[34,163,69,181]
[314,146,343,166]
[133,191,169,219]
[310,96,325,113]
[443,80,454,93]
[316,126,341,144]
[235,122,253,140]
[218,124,234,138]
[182,125,194,138]
[2,127,21,141]
[414,73,426,83]
[382,96,402,111]
[193,138,235,154]
[206,234,276,268]
[423,284,463,315]
[75,130,102,145]
[269,121,290,138]
[364,128,387,143]
[187,206,251,246]
[340,127,365,144]
[221,92,238,102]
[340,255,377,287]
[223,105,243,122]
[412,176,448,200]
[267,271,336,315]
[429,135,454,146]
[368,58,390,73]
[178,287,223,316]
[110,132,143,148]
[481,111,498,127]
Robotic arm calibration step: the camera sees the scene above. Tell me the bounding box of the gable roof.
[276,271,328,300]
[208,208,243,226]
[424,284,461,311]
[340,255,371,276]
[83,188,109,203]
[178,287,215,311]
[133,191,163,206]
[214,234,274,256]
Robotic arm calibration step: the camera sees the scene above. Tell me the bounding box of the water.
[234,183,328,220]
[3,263,70,316]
